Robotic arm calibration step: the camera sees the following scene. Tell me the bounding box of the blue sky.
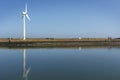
[0,0,120,38]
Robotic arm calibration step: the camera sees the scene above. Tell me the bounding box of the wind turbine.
[22,3,30,40]
[23,49,31,80]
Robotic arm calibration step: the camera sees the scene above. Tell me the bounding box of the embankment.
[0,38,120,48]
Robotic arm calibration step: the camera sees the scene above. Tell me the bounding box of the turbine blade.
[25,3,27,13]
[23,68,30,78]
[26,14,30,21]
[26,68,31,75]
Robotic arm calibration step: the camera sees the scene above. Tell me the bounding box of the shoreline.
[0,38,120,47]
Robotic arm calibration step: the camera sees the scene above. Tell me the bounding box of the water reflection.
[0,47,120,80]
[22,49,30,80]
[78,47,82,50]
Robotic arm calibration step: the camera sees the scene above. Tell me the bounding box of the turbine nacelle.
[22,12,30,21]
[22,11,27,15]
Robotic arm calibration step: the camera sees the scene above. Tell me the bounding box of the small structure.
[79,37,81,39]
[108,37,112,41]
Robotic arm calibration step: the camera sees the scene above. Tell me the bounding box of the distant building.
[79,37,81,39]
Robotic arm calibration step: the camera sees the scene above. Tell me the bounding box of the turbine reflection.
[78,47,82,50]
[23,49,30,80]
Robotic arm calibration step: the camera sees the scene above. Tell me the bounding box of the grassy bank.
[0,38,120,47]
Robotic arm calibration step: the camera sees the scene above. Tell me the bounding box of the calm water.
[0,47,120,80]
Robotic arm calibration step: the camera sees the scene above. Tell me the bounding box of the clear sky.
[0,0,120,38]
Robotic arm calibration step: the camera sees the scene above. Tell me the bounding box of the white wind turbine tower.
[22,3,30,40]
